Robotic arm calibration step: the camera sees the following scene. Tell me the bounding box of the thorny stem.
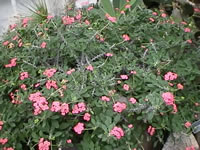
[23,60,38,69]
[89,23,110,41]
[109,40,125,50]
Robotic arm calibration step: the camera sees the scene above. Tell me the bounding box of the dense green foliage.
[0,4,200,150]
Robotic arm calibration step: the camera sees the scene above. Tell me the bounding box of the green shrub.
[0,5,200,150]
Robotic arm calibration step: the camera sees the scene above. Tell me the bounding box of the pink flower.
[38,138,50,150]
[47,15,54,20]
[161,13,167,18]
[66,139,72,143]
[147,126,156,136]
[185,146,195,150]
[164,72,178,81]
[120,11,125,14]
[172,104,178,113]
[86,65,93,71]
[4,58,17,68]
[184,28,191,33]
[187,39,192,44]
[185,121,191,128]
[29,92,42,102]
[149,18,155,22]
[20,72,29,80]
[75,13,82,20]
[113,102,127,113]
[125,4,131,8]
[0,138,8,145]
[29,92,49,115]
[105,14,117,23]
[120,75,128,80]
[73,122,84,134]
[123,84,130,91]
[105,53,113,57]
[162,92,175,105]
[62,16,75,25]
[45,80,58,89]
[66,68,75,75]
[3,147,14,150]
[194,8,200,13]
[99,37,105,42]
[35,83,40,88]
[3,41,9,46]
[84,20,90,25]
[43,68,56,78]
[110,126,124,139]
[50,101,61,112]
[128,124,133,128]
[9,24,17,30]
[177,83,184,90]
[20,84,27,90]
[0,121,3,131]
[122,34,130,41]
[60,103,69,115]
[0,121,3,126]
[152,12,158,16]
[87,6,93,11]
[40,42,47,48]
[130,70,137,74]
[181,21,187,25]
[168,82,174,86]
[22,18,30,27]
[83,113,91,121]
[101,96,110,102]
[72,102,86,114]
[129,97,137,104]
[18,42,23,47]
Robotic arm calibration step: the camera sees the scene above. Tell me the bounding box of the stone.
[162,132,199,150]
[45,0,68,16]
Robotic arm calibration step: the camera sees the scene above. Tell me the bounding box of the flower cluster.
[113,102,127,113]
[105,14,116,23]
[164,72,178,81]
[38,138,50,150]
[43,68,56,78]
[45,80,58,89]
[19,72,29,80]
[110,127,124,139]
[72,102,86,114]
[101,96,110,102]
[28,92,49,115]
[50,101,69,116]
[83,113,91,121]
[162,92,177,113]
[62,16,75,25]
[0,138,8,145]
[73,122,85,134]
[4,58,17,68]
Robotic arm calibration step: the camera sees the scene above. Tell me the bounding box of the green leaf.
[113,0,120,9]
[113,114,121,123]
[60,122,69,130]
[52,120,59,128]
[100,0,116,17]
[54,131,63,137]
[31,132,39,139]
